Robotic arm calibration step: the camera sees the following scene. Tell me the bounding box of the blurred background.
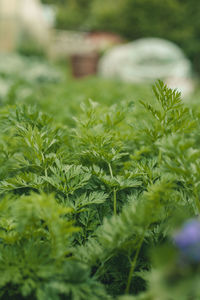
[0,0,200,112]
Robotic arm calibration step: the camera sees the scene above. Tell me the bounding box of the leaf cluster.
[1,80,200,299]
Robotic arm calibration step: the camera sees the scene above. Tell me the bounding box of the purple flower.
[173,219,200,262]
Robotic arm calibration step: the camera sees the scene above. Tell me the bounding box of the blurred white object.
[0,53,62,83]
[99,38,194,96]
[0,0,50,52]
[42,4,56,28]
[21,0,50,42]
[165,77,195,97]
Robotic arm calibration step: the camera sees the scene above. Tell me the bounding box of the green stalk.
[108,162,113,178]
[158,149,162,166]
[125,235,144,294]
[108,162,117,215]
[113,188,117,215]
[194,187,200,213]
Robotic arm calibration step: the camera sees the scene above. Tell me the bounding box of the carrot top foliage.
[0,80,200,299]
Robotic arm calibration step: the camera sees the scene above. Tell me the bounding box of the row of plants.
[1,76,200,299]
[0,53,61,107]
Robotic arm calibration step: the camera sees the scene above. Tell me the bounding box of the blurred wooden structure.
[70,52,99,78]
[48,29,124,61]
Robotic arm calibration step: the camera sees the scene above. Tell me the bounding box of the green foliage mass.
[1,75,200,299]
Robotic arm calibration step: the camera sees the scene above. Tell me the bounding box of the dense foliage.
[43,0,200,73]
[1,68,200,300]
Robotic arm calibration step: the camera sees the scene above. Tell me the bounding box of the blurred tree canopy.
[41,0,200,73]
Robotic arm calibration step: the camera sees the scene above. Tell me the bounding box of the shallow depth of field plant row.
[1,79,200,299]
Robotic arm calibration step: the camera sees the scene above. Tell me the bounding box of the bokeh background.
[50,0,200,73]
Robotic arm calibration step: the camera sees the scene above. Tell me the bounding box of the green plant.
[1,80,200,299]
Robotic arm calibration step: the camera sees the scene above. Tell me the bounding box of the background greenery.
[41,0,200,74]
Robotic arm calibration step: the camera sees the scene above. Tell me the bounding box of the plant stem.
[108,162,117,215]
[108,162,113,178]
[194,187,200,214]
[113,188,117,215]
[158,149,162,166]
[125,235,144,294]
